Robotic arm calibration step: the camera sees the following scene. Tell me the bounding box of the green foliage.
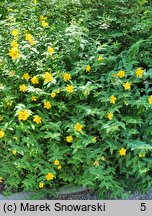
[0,0,152,199]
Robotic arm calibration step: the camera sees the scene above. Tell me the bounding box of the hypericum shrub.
[0,0,152,199]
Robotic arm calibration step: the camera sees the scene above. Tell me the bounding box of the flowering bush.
[0,0,152,199]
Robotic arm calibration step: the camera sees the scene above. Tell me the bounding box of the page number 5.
[140,203,146,211]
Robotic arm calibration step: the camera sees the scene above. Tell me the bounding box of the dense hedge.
[0,0,152,199]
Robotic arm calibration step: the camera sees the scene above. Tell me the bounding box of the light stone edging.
[0,187,152,200]
[0,186,87,200]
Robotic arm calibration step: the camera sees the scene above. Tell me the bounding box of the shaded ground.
[55,190,98,200]
[0,188,152,200]
[54,188,152,200]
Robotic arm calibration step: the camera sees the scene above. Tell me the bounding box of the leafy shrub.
[0,0,152,199]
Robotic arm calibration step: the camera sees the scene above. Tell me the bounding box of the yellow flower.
[119,148,126,156]
[40,15,47,21]
[44,101,51,109]
[39,182,44,188]
[46,172,54,181]
[29,39,36,45]
[98,55,104,61]
[23,73,30,80]
[9,48,21,60]
[139,153,145,158]
[48,47,54,54]
[0,130,5,138]
[11,29,19,36]
[54,160,60,165]
[63,73,71,81]
[57,165,62,170]
[11,40,19,48]
[44,72,53,83]
[148,95,152,104]
[50,92,56,98]
[18,110,30,121]
[110,95,117,104]
[25,33,33,41]
[56,89,60,94]
[65,85,74,93]
[31,96,37,101]
[31,76,39,84]
[19,84,27,92]
[92,137,97,142]
[25,33,36,45]
[117,70,125,78]
[85,65,91,72]
[66,135,73,143]
[12,149,17,155]
[42,20,48,27]
[101,156,106,161]
[33,115,42,124]
[0,177,3,183]
[107,112,113,120]
[135,67,144,77]
[123,81,131,90]
[94,161,99,167]
[74,122,83,132]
